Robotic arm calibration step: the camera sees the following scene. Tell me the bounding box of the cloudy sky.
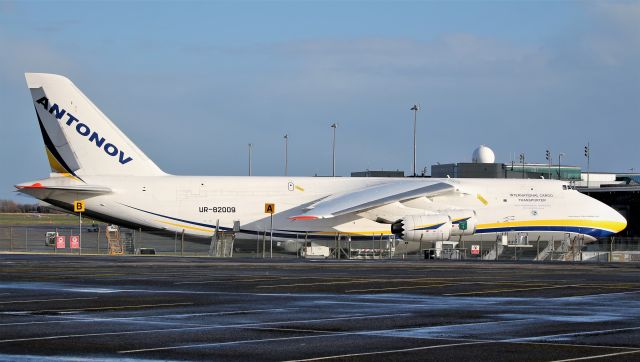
[1,1,638,201]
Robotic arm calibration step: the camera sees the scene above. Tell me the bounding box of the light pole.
[545,149,551,180]
[248,143,252,176]
[519,153,525,179]
[331,123,337,177]
[558,153,565,180]
[284,134,288,176]
[584,143,590,188]
[410,104,419,177]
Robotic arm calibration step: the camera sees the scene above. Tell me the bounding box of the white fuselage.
[26,175,626,249]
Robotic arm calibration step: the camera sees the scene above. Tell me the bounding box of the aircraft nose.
[606,205,627,234]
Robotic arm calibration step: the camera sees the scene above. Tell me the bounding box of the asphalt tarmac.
[1,254,639,361]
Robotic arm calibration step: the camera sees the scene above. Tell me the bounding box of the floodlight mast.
[248,143,252,176]
[410,104,419,177]
[585,143,590,188]
[331,123,337,177]
[284,134,288,176]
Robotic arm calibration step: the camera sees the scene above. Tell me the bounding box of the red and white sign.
[55,235,66,249]
[471,244,480,255]
[70,235,80,249]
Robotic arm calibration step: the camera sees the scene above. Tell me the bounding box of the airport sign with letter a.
[264,203,275,214]
[56,235,66,249]
[70,235,80,249]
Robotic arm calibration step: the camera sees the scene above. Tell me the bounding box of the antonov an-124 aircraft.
[16,73,626,252]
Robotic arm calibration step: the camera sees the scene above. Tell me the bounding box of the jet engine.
[391,215,452,242]
[448,209,477,236]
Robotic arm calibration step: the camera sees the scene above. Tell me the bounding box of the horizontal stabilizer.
[16,181,112,199]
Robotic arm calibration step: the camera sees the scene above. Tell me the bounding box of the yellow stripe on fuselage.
[477,219,626,233]
[414,222,444,229]
[157,220,214,233]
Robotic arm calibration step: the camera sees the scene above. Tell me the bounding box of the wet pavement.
[0,254,639,361]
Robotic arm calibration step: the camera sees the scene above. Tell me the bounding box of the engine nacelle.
[448,209,478,236]
[391,215,452,242]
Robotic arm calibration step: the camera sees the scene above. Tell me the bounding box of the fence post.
[97,226,101,255]
[181,229,185,257]
[25,228,28,252]
[256,231,260,258]
[609,236,614,262]
[10,226,13,251]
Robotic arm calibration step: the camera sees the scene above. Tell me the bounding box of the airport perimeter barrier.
[0,225,298,258]
[0,225,639,262]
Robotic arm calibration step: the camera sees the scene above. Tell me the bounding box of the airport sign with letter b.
[74,200,85,212]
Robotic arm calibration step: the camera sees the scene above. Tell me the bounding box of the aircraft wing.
[291,181,454,220]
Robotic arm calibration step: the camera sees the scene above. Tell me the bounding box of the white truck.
[300,242,331,259]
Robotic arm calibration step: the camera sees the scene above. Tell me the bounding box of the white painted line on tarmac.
[2,302,193,315]
[0,318,207,328]
[0,307,298,327]
[121,332,357,353]
[287,341,489,361]
[551,349,640,361]
[0,312,412,345]
[0,297,97,305]
[443,284,584,296]
[58,307,298,322]
[507,325,640,342]
[141,307,297,319]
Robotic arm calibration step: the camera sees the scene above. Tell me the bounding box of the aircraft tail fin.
[25,73,165,179]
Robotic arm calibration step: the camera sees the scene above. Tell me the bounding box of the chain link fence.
[0,225,638,262]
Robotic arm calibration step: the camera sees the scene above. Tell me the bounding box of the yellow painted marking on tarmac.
[176,276,298,285]
[444,284,585,296]
[92,274,125,277]
[342,280,553,293]
[260,279,551,292]
[295,185,305,192]
[257,279,373,288]
[347,283,462,293]
[175,278,270,285]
